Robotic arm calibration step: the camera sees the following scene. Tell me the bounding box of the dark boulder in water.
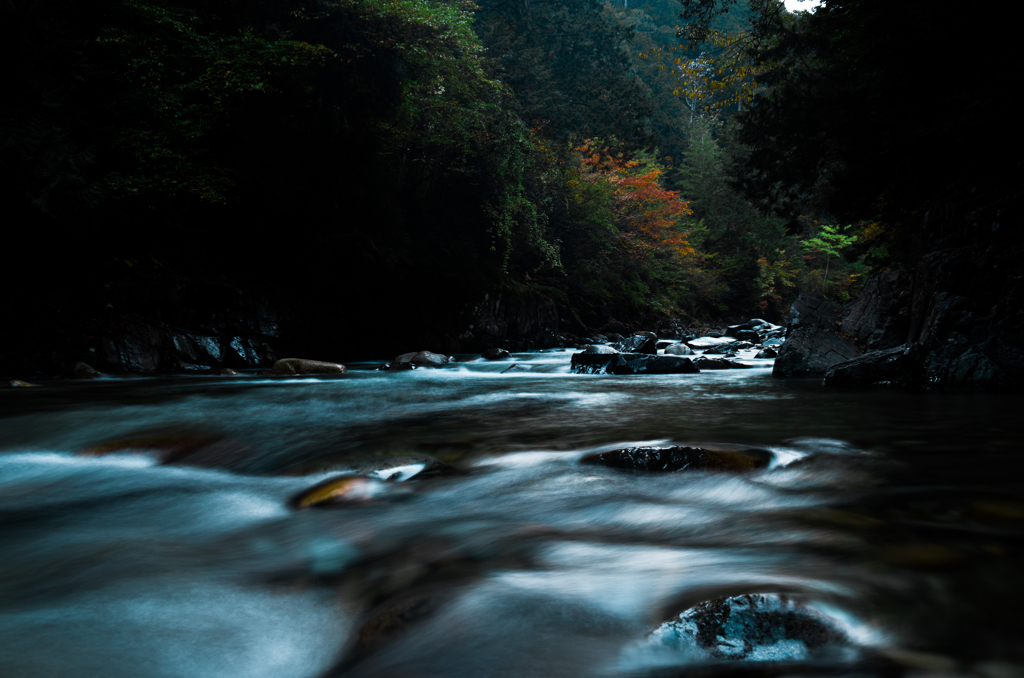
[390,351,451,370]
[481,348,511,360]
[734,329,762,343]
[647,594,853,662]
[615,334,657,354]
[80,432,255,469]
[580,445,770,472]
[756,348,778,359]
[693,356,733,370]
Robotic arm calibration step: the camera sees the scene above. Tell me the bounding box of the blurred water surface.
[2,349,1022,678]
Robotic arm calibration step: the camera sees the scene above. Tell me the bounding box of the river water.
[2,348,1022,678]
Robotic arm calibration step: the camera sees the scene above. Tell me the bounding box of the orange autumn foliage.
[574,141,695,260]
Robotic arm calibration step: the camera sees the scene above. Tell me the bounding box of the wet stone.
[664,343,694,356]
[693,356,733,370]
[647,594,854,662]
[390,351,451,370]
[580,445,770,472]
[615,334,657,354]
[290,475,392,508]
[9,379,40,388]
[481,348,511,360]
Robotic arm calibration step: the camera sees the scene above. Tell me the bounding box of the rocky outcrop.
[89,323,276,374]
[815,235,1024,390]
[840,266,911,350]
[773,295,862,378]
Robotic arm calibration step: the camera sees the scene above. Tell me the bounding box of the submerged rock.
[580,445,770,472]
[481,348,511,360]
[755,348,778,359]
[647,594,854,662]
[80,433,254,468]
[272,358,346,374]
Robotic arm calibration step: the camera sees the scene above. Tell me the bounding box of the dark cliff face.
[785,202,1024,390]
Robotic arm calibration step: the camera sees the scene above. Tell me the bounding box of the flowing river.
[2,348,1023,678]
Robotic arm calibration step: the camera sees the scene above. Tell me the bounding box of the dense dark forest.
[3,0,1022,383]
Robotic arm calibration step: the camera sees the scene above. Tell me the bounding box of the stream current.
[1,348,1023,678]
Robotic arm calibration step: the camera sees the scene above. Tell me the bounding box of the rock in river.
[693,356,733,370]
[571,352,699,375]
[291,475,392,508]
[581,445,770,472]
[272,358,346,374]
[645,594,853,662]
[615,334,657,354]
[481,348,511,360]
[663,343,694,356]
[390,351,451,370]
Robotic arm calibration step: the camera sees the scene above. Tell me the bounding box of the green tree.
[801,224,857,289]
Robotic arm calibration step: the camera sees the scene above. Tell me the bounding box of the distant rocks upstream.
[569,322,783,375]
